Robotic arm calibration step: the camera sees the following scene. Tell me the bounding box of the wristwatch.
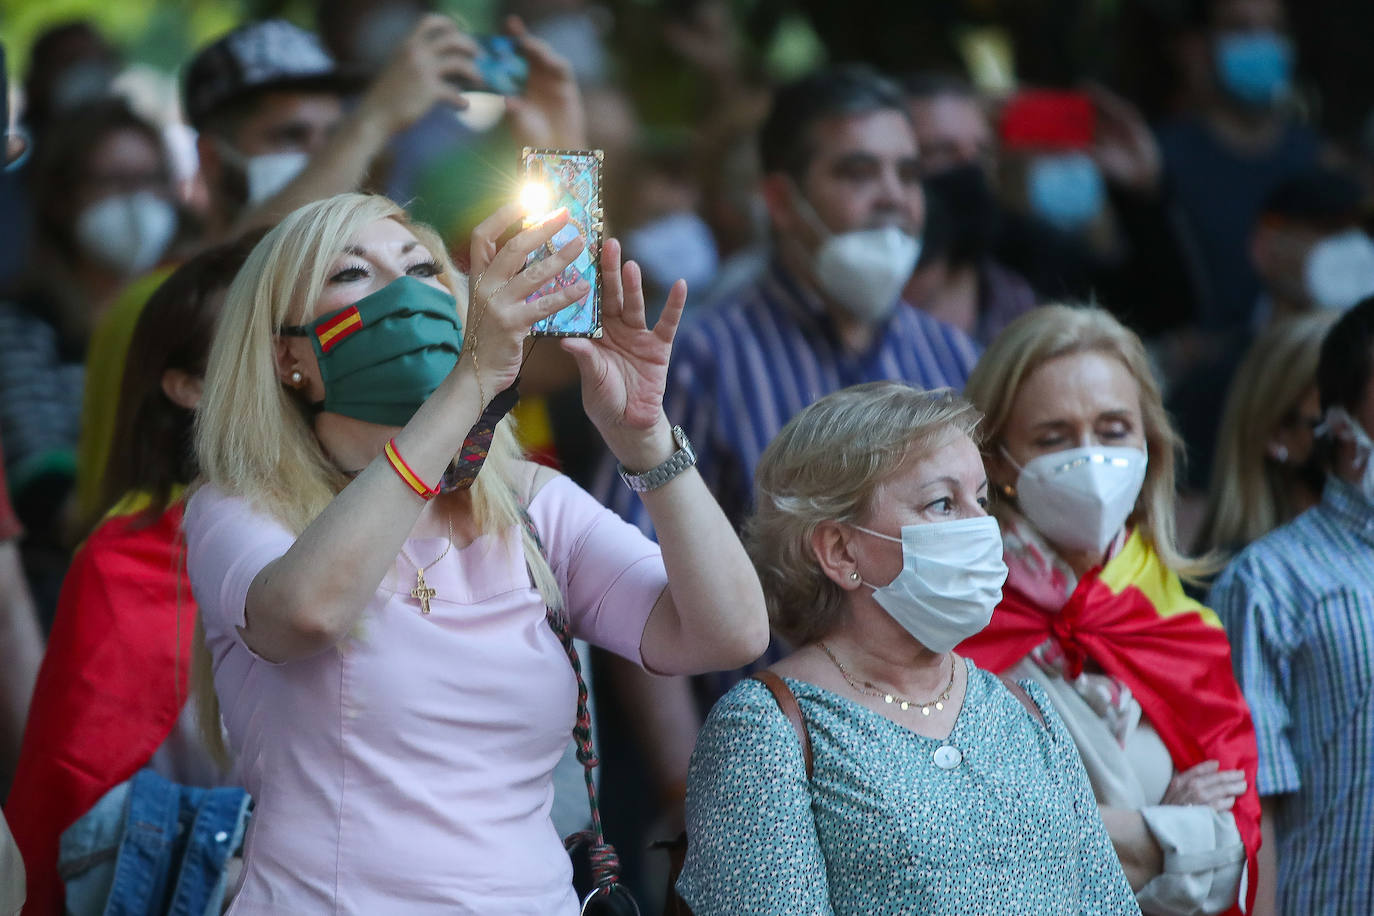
[617,426,697,493]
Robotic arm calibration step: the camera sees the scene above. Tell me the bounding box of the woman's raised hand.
[463,203,588,404]
[562,238,686,469]
[1161,760,1248,811]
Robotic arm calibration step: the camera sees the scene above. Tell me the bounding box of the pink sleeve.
[183,485,297,664]
[528,474,667,666]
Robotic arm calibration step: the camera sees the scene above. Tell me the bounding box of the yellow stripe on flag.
[1100,530,1223,628]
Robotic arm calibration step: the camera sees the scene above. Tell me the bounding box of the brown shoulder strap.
[999,675,1047,729]
[751,671,814,779]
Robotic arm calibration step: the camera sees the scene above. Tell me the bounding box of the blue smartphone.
[476,36,528,96]
[523,148,603,338]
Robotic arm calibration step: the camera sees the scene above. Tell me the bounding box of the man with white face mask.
[76,15,487,523]
[1210,295,1374,915]
[1250,167,1374,320]
[1170,166,1374,498]
[594,65,979,843]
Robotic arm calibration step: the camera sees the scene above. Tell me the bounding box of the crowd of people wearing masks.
[0,0,1372,913]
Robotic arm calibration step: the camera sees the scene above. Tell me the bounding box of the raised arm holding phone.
[185,187,766,913]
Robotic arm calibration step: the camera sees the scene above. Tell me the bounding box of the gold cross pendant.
[411,569,437,615]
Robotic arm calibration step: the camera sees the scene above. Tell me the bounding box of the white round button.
[933,745,963,770]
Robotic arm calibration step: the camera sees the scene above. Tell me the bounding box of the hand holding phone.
[522,148,603,338]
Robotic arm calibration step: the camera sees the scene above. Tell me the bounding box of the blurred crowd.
[1,0,1373,913]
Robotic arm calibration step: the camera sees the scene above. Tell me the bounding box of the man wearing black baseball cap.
[186,15,479,240]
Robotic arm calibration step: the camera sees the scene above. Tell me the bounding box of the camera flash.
[520,182,552,218]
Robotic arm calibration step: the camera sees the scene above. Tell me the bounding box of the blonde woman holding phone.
[186,192,767,913]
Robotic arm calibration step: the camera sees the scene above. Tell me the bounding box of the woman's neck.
[822,607,952,699]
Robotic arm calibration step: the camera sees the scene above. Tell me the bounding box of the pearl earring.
[849,571,861,582]
[290,369,304,386]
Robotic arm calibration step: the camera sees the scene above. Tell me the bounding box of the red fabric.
[0,438,22,541]
[959,567,1262,915]
[4,503,192,916]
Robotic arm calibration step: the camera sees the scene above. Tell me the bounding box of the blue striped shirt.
[595,259,980,703]
[1208,477,1374,915]
[597,258,981,536]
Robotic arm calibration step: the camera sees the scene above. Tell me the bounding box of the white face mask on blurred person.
[1324,406,1374,499]
[790,184,922,323]
[243,151,310,205]
[217,141,310,206]
[75,192,176,274]
[814,227,923,323]
[1007,445,1148,556]
[852,516,1007,653]
[624,211,720,294]
[1305,229,1374,310]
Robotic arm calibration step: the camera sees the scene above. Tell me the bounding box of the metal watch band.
[617,426,697,493]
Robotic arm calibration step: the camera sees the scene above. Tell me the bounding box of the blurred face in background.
[774,109,925,246]
[198,90,343,217]
[907,93,995,179]
[66,126,178,277]
[1211,0,1286,34]
[1253,219,1374,313]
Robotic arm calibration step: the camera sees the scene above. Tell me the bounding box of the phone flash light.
[520,182,553,219]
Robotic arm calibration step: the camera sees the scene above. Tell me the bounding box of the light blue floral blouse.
[678,659,1139,915]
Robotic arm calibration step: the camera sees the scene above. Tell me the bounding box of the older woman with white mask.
[677,382,1137,915]
[960,305,1268,916]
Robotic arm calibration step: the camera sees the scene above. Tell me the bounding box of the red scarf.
[5,502,192,916]
[959,530,1261,915]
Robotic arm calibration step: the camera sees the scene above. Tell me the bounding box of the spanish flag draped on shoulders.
[959,514,1261,916]
[5,493,199,916]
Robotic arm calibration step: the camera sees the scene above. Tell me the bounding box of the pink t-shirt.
[185,474,667,914]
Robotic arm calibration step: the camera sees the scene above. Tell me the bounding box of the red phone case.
[999,90,1096,151]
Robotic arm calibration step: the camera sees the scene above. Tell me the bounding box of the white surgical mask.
[75,192,176,274]
[624,210,720,293]
[1323,406,1374,499]
[852,516,1007,653]
[243,151,309,205]
[1008,446,1148,555]
[815,227,923,322]
[792,185,922,323]
[1305,229,1374,311]
[217,141,310,206]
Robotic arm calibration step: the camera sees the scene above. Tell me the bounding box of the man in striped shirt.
[599,65,979,538]
[1209,295,1374,914]
[594,66,980,826]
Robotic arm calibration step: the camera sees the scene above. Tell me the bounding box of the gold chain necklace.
[818,641,956,716]
[400,518,453,615]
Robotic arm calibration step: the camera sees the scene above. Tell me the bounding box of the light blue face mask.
[1027,153,1105,233]
[1215,31,1294,108]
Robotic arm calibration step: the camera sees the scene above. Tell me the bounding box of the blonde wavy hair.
[1196,310,1340,556]
[744,382,982,646]
[192,193,558,761]
[964,304,1212,580]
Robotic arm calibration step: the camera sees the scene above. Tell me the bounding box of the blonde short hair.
[192,193,558,760]
[744,382,981,646]
[965,304,1211,579]
[1196,310,1340,555]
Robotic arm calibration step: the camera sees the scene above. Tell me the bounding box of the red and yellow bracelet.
[384,438,439,501]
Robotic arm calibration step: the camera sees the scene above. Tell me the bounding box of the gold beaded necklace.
[818,641,956,716]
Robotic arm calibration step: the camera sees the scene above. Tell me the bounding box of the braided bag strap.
[517,505,633,911]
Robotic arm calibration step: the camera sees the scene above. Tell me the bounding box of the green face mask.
[281,276,463,427]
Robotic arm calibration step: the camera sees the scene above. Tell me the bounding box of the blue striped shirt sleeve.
[1210,563,1301,796]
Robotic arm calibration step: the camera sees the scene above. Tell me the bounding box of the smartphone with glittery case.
[522,148,603,338]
